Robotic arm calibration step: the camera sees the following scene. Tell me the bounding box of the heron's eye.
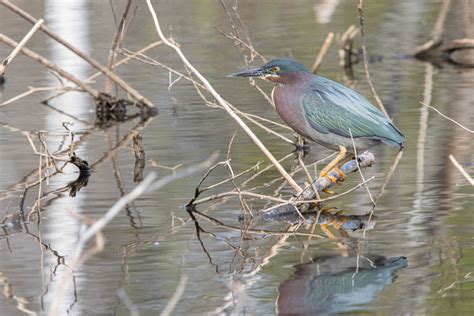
[271,66,280,73]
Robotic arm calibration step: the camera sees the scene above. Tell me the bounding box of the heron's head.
[227,58,311,83]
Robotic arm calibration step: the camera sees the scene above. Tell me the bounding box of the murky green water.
[1,0,473,315]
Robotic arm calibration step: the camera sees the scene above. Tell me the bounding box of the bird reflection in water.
[277,255,407,315]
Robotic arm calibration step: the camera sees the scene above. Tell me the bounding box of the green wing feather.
[302,77,404,146]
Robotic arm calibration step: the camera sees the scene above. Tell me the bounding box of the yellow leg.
[320,224,337,240]
[333,219,347,230]
[322,188,336,194]
[332,167,347,181]
[319,145,347,182]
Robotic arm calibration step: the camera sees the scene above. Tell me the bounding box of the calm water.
[1,1,473,315]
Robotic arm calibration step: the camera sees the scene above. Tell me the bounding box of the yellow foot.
[318,145,347,179]
[319,168,345,183]
[333,219,348,230]
[322,188,336,195]
[333,167,347,181]
[326,174,338,183]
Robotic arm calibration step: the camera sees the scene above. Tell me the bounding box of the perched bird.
[228,58,405,181]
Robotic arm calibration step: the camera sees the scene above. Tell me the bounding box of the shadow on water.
[277,255,408,315]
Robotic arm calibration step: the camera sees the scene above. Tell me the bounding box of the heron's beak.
[227,67,265,78]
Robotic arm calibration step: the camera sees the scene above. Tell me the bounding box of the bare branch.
[1,0,155,108]
[420,102,473,133]
[311,32,334,73]
[356,0,390,119]
[449,155,474,186]
[0,34,100,98]
[0,18,44,75]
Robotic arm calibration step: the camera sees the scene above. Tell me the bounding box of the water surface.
[0,0,473,315]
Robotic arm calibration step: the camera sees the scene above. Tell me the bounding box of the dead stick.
[357,0,390,119]
[1,0,154,109]
[0,34,100,98]
[146,0,303,194]
[105,0,132,93]
[43,41,163,104]
[0,18,44,75]
[302,151,375,200]
[420,102,473,133]
[1,86,69,107]
[338,25,358,68]
[364,149,403,237]
[349,130,375,206]
[311,32,334,73]
[449,155,474,186]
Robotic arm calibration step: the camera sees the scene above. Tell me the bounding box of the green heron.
[228,58,405,181]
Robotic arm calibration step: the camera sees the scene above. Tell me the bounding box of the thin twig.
[0,86,75,107]
[297,153,321,202]
[311,32,334,73]
[449,155,474,185]
[24,132,69,162]
[366,149,403,237]
[338,24,359,68]
[420,102,473,133]
[225,131,253,216]
[201,162,261,192]
[105,0,132,93]
[349,130,375,206]
[356,0,390,119]
[43,41,163,103]
[0,34,100,98]
[1,0,155,108]
[0,18,44,75]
